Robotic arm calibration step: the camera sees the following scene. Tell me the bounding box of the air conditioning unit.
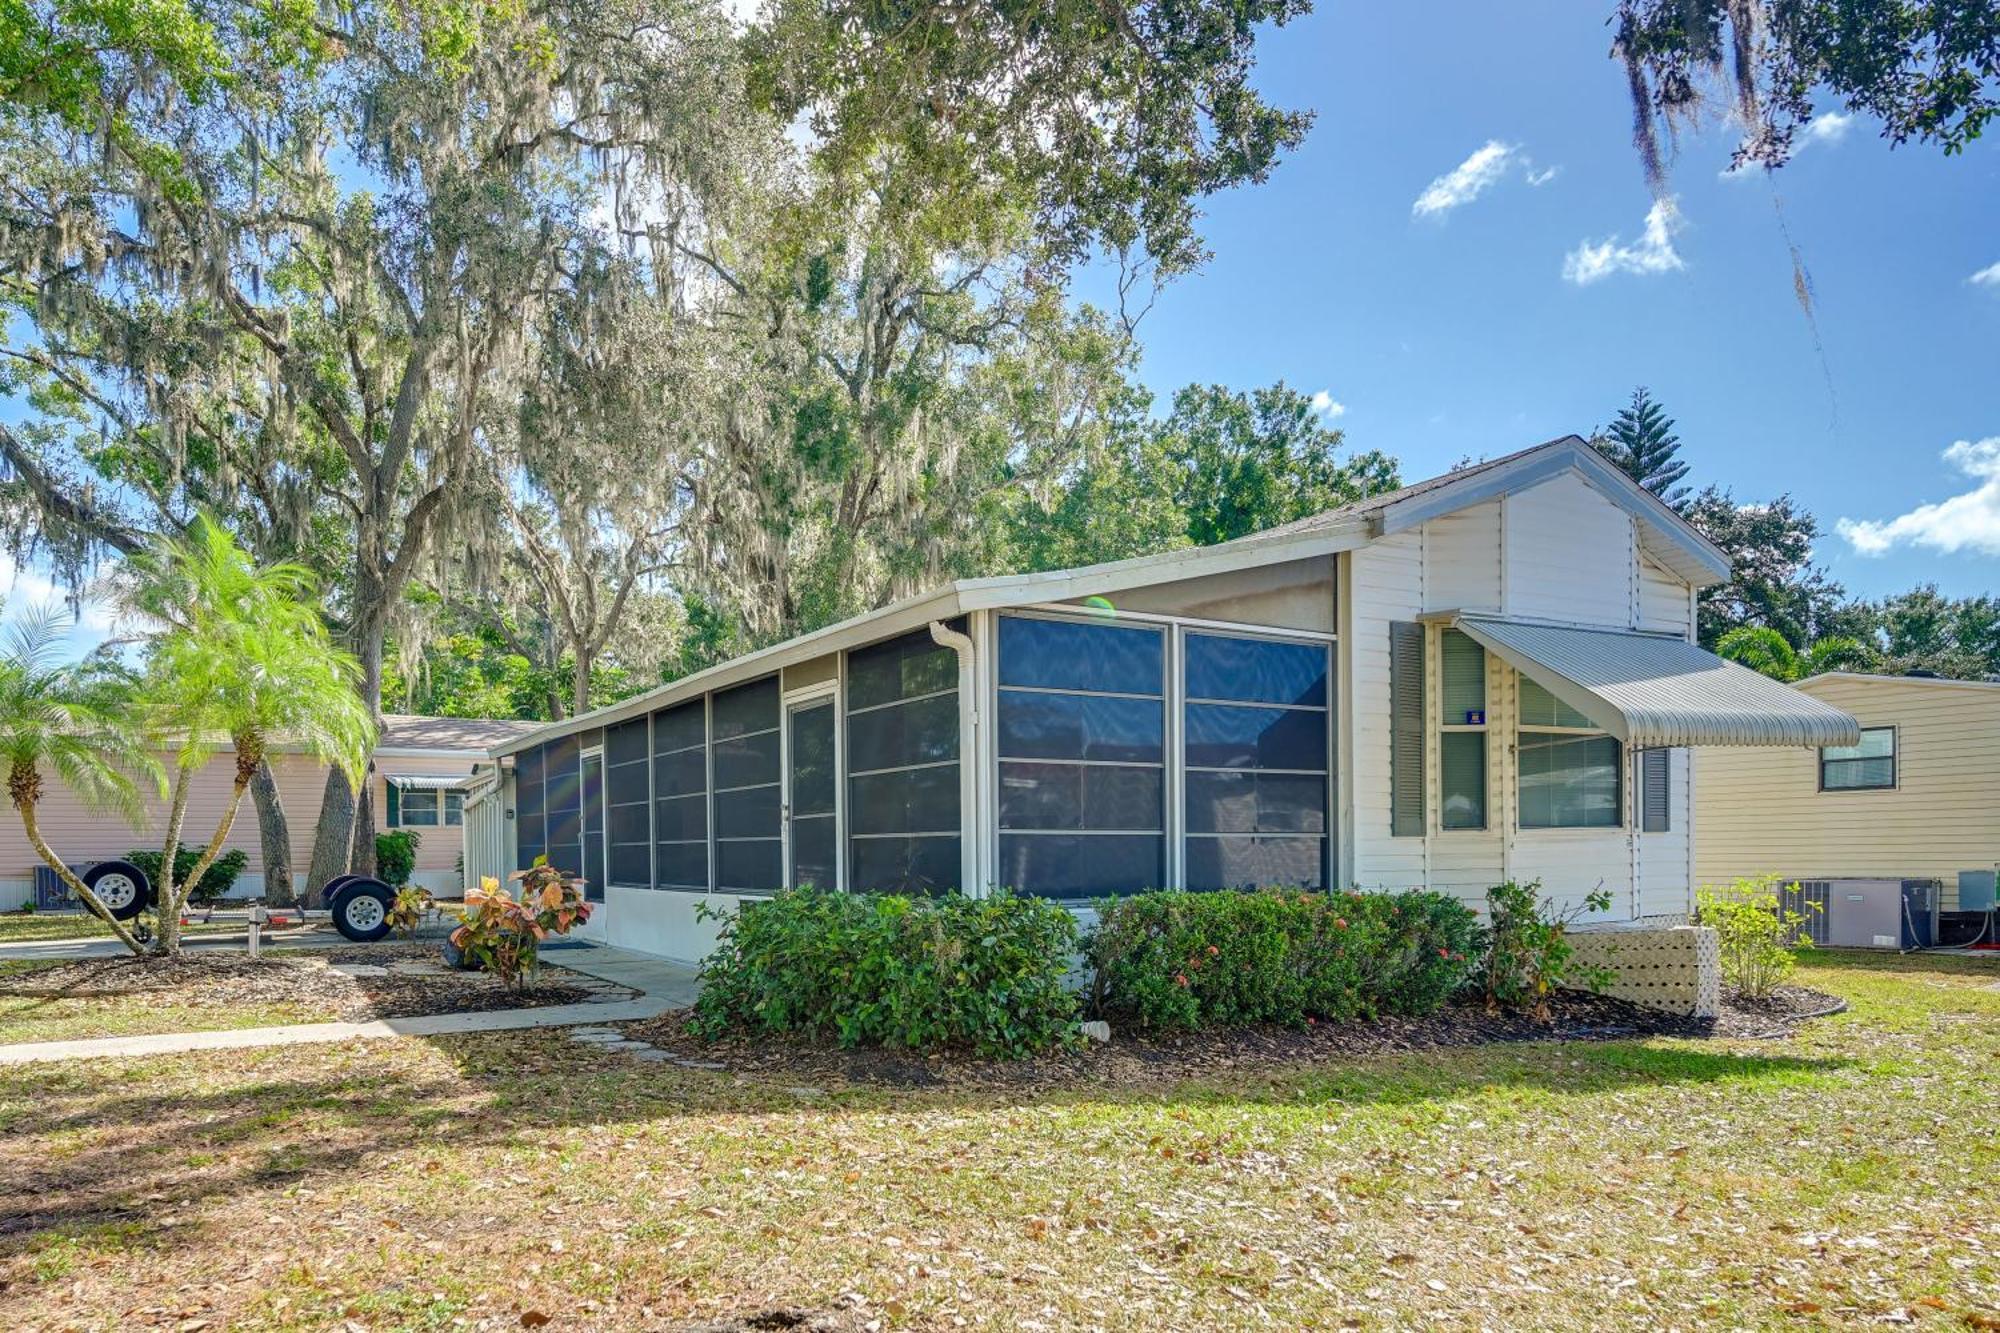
[1784,878,1937,950]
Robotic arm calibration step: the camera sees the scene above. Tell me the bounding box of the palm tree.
[1717,626,1883,683]
[128,519,376,953]
[0,607,162,955]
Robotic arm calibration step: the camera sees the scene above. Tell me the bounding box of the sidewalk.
[0,944,700,1066]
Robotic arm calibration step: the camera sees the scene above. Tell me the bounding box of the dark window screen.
[847,627,961,893]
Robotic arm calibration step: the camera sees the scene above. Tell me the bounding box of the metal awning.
[384,773,472,791]
[1453,616,1862,749]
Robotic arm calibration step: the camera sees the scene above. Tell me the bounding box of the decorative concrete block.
[1565,924,1720,1018]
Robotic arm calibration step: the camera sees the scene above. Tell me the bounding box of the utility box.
[1798,878,1938,949]
[1960,870,1998,914]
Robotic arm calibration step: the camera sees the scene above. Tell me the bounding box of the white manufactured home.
[464,436,1860,965]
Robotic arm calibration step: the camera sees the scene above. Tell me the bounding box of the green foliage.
[374,830,420,888]
[1697,875,1812,1000]
[1684,485,1847,651]
[1716,626,1885,682]
[447,864,591,989]
[124,846,248,906]
[1615,1,1997,186]
[692,886,1081,1059]
[1084,889,1482,1034]
[388,884,434,939]
[1482,881,1615,1020]
[1593,386,1689,507]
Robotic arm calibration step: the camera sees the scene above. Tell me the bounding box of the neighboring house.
[0,713,534,909]
[1697,672,2000,913]
[463,436,1859,964]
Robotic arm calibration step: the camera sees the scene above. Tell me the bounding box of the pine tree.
[1595,387,1692,509]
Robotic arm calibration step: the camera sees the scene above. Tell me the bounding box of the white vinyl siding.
[1504,472,1636,628]
[1346,532,1427,888]
[1637,554,1693,634]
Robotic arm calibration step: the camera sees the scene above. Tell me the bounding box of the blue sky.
[1076,1,2000,603]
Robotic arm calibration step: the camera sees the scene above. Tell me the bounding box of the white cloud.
[1837,438,2000,558]
[1562,199,1686,284]
[1412,141,1518,218]
[1525,165,1560,186]
[1970,261,2000,288]
[1309,390,1347,419]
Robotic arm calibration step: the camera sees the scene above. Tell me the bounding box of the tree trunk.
[352,771,378,877]
[250,759,294,905]
[14,787,145,956]
[153,764,197,954]
[307,597,385,896]
[572,644,592,717]
[305,772,355,905]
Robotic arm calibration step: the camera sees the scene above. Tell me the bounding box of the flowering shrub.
[692,885,1080,1058]
[447,862,592,987]
[1084,888,1482,1033]
[1697,875,1813,999]
[1482,880,1615,1020]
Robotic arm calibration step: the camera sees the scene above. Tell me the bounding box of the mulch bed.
[622,985,1847,1092]
[0,942,596,1023]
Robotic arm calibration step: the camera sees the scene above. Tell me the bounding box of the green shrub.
[125,847,250,906]
[375,830,420,887]
[1697,875,1812,999]
[1083,888,1482,1033]
[692,886,1081,1058]
[1482,880,1615,1019]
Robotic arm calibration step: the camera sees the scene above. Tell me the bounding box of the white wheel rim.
[93,873,138,911]
[343,896,385,932]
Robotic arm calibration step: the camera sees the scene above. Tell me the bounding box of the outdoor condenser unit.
[1789,878,1938,950]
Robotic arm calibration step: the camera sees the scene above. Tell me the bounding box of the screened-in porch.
[503,606,1338,905]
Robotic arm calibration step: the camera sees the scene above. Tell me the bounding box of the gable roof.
[378,714,537,753]
[491,435,1730,757]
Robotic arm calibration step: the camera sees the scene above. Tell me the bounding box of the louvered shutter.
[1640,748,1670,833]
[384,779,400,829]
[1390,621,1425,837]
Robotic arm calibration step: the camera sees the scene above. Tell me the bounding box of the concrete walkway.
[0,944,700,1066]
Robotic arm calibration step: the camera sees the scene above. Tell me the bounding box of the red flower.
[1439,946,1450,958]
[1335,917,1348,929]
[1175,973,1189,987]
[1206,945,1219,957]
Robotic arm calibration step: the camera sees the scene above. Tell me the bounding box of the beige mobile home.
[1697,673,2000,914]
[466,436,1861,966]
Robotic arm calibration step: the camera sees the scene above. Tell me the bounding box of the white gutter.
[929,619,981,897]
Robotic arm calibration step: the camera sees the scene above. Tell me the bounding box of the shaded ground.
[0,949,1995,1331]
[0,942,595,1043]
[0,912,276,944]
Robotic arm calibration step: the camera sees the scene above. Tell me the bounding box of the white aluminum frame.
[781,680,843,892]
[577,744,609,902]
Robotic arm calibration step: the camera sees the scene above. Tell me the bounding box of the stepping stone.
[672,1058,728,1071]
[328,964,389,978]
[631,1048,675,1062]
[604,1039,652,1052]
[568,1030,626,1043]
[387,961,450,976]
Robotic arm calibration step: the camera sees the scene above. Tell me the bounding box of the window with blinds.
[1516,677,1621,829]
[1820,726,1896,791]
[1439,629,1487,831]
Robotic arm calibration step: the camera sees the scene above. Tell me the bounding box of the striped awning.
[1453,616,1862,749]
[384,773,472,791]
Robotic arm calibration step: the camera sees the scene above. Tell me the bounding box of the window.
[847,627,961,893]
[1516,677,1621,829]
[712,677,782,892]
[652,699,709,890]
[1439,629,1487,831]
[997,615,1165,899]
[1184,631,1329,891]
[605,716,652,887]
[1821,726,1895,791]
[387,782,464,828]
[514,744,547,866]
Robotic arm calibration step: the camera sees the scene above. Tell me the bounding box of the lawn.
[0,913,283,944]
[1,950,1996,1331]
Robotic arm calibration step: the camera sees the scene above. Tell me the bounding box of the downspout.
[930,620,980,897]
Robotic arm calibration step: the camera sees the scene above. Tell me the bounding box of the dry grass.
[0,950,1996,1331]
[0,914,269,944]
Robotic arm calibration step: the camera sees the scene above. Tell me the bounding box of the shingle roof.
[1246,437,1582,541]
[379,714,537,752]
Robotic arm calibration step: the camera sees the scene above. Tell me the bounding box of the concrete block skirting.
[1566,923,1721,1018]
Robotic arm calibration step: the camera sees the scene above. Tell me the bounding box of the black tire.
[330,878,394,942]
[81,859,151,921]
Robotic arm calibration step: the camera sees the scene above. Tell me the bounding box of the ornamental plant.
[375,830,421,887]
[447,863,592,988]
[1696,875,1814,999]
[1084,888,1482,1033]
[1482,880,1616,1020]
[388,885,435,939]
[692,885,1080,1058]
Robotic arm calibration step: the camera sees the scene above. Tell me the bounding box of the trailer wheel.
[330,878,394,942]
[82,859,151,921]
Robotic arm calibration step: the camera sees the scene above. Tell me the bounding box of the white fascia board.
[489,586,966,758]
[955,520,1371,611]
[1373,442,1731,588]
